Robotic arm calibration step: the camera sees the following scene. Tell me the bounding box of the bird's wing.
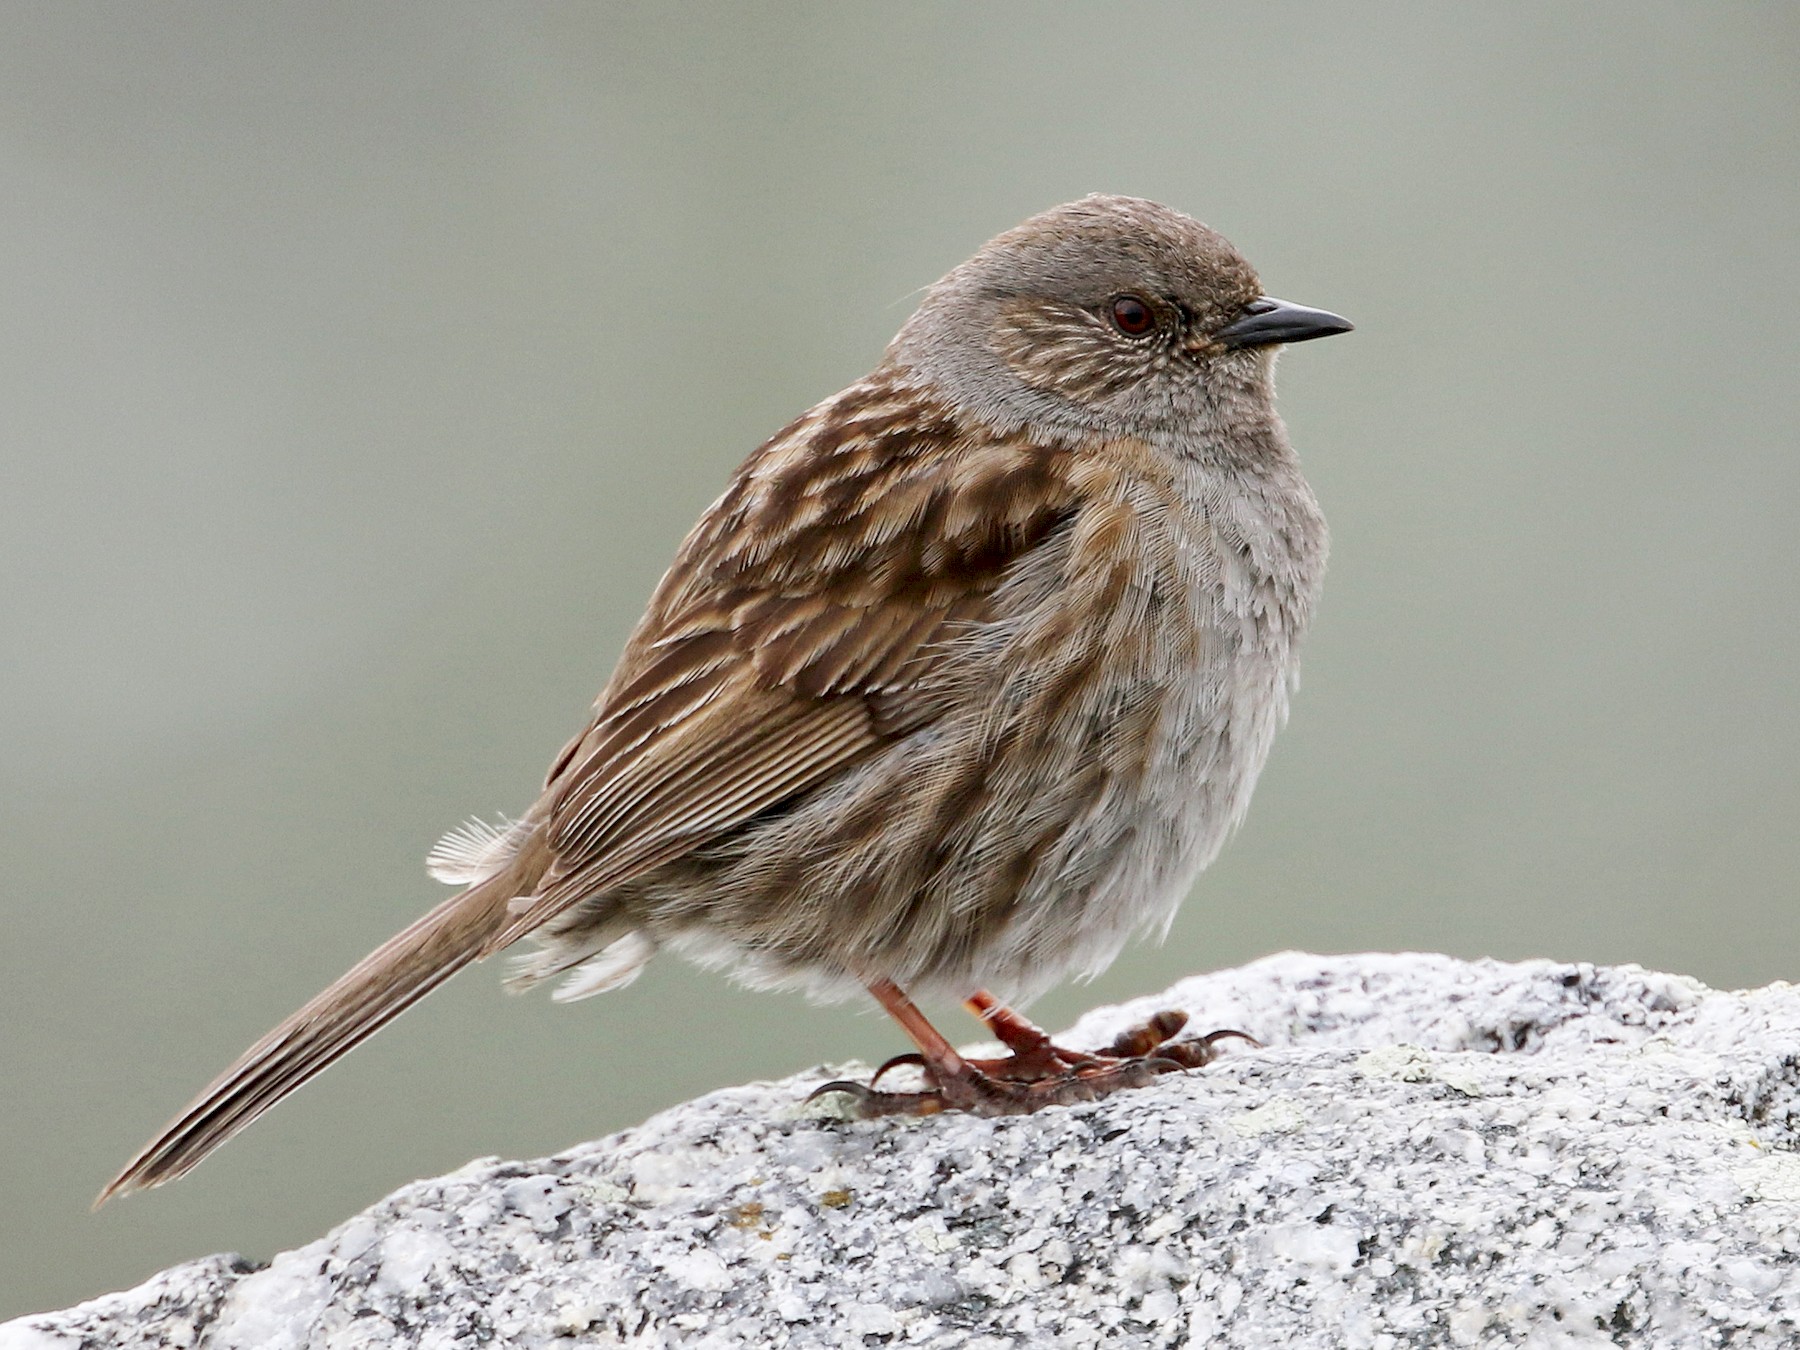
[96,381,1096,1203]
[484,383,1079,952]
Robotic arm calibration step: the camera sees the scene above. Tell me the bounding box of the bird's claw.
[868,1052,928,1087]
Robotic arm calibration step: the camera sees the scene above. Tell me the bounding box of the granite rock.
[9,952,1800,1348]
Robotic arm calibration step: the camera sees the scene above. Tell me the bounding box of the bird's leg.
[810,977,980,1115]
[808,979,1257,1119]
[862,977,972,1098]
[959,990,1099,1080]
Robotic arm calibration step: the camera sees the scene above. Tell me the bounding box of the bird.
[99,194,1351,1203]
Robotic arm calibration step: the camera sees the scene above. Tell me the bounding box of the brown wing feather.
[488,372,1081,950]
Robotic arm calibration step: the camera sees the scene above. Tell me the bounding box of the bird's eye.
[1109,294,1156,337]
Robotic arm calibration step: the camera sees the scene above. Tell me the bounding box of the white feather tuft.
[425,815,520,885]
[551,932,657,1002]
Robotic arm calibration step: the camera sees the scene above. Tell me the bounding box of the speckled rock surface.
[9,952,1800,1349]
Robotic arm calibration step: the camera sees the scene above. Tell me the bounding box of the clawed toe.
[1156,1026,1260,1068]
[1101,1008,1260,1068]
[806,1078,948,1117]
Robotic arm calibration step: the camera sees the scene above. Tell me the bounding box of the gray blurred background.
[3,0,1796,1321]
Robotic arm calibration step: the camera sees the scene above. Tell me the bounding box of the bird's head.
[893,194,1351,442]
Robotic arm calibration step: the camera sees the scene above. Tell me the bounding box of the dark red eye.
[1110,294,1155,336]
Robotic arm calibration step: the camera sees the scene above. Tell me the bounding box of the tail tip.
[94,1157,166,1209]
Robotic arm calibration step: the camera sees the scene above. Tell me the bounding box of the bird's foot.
[809,1005,1256,1119]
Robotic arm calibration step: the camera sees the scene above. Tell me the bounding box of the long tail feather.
[97,873,520,1205]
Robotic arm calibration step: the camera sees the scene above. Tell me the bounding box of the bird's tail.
[97,867,528,1205]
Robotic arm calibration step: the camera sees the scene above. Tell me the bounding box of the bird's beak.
[1213,297,1354,350]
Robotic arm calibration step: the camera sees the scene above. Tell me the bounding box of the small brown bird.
[100,195,1350,1202]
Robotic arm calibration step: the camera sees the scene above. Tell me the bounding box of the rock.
[8,952,1800,1348]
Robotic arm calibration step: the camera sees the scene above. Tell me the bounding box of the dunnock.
[101,195,1350,1201]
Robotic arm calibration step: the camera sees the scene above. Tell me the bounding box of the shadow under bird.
[100,195,1351,1203]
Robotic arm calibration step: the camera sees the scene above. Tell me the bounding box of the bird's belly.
[967,643,1293,1004]
[643,615,1294,1006]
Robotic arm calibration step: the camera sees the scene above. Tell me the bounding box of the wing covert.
[485,375,1080,951]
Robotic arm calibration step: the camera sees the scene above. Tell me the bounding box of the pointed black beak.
[1214,297,1354,350]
